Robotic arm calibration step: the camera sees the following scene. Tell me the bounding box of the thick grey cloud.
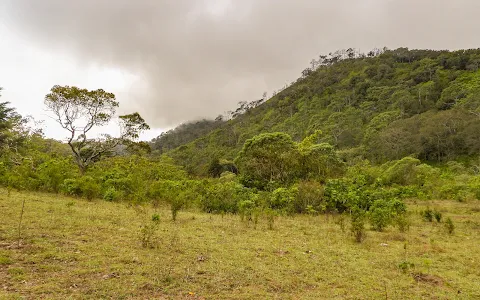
[1,0,479,127]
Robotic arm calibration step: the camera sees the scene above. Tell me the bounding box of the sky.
[1,0,480,142]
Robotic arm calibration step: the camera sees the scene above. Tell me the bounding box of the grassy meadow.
[1,190,480,299]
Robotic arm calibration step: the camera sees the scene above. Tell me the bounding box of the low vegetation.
[1,190,480,299]
[1,48,480,298]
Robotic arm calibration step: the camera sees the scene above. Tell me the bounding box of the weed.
[351,207,366,243]
[0,255,12,265]
[398,261,415,273]
[264,208,277,230]
[421,207,434,222]
[17,198,26,247]
[140,217,160,248]
[151,213,160,222]
[434,210,442,222]
[335,214,346,233]
[445,217,455,234]
[396,215,410,232]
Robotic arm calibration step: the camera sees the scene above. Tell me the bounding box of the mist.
[2,0,480,128]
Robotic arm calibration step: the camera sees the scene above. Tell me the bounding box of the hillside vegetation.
[156,48,480,175]
[1,48,480,299]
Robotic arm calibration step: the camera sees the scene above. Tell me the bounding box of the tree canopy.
[45,85,150,173]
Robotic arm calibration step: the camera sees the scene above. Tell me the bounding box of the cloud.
[2,0,479,127]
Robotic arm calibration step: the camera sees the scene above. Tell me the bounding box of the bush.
[351,207,366,243]
[445,217,455,234]
[381,157,421,186]
[368,198,406,231]
[61,176,101,200]
[434,210,442,222]
[294,181,325,214]
[421,207,434,222]
[323,178,355,213]
[396,214,411,232]
[268,187,298,214]
[238,199,257,221]
[201,181,250,214]
[103,187,120,202]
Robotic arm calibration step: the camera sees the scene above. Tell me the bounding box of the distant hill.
[150,119,223,155]
[152,48,480,175]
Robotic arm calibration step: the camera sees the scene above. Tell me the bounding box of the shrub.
[351,207,366,242]
[445,217,455,234]
[62,176,101,200]
[421,207,434,222]
[434,210,442,222]
[323,178,354,213]
[396,214,411,232]
[61,178,82,197]
[294,181,325,214]
[238,199,257,221]
[103,187,119,202]
[148,180,192,221]
[268,187,297,214]
[264,208,277,230]
[140,219,159,248]
[381,157,421,186]
[367,196,407,231]
[201,181,249,214]
[369,204,391,231]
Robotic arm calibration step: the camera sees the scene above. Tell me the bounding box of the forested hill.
[152,48,480,175]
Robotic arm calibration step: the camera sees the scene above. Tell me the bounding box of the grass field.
[1,190,480,299]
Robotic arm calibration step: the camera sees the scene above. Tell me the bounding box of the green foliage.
[140,217,160,248]
[421,208,434,222]
[434,210,443,223]
[445,217,455,234]
[263,208,278,230]
[294,181,325,214]
[268,187,297,214]
[368,198,406,231]
[161,48,480,176]
[236,132,300,189]
[148,180,195,221]
[350,206,366,243]
[44,85,150,173]
[300,142,345,182]
[396,214,411,232]
[201,181,251,214]
[61,176,101,200]
[398,261,415,274]
[103,186,119,202]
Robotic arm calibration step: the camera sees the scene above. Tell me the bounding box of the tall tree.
[0,88,24,152]
[45,85,150,173]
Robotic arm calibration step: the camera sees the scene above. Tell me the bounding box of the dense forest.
[152,48,480,176]
[2,47,480,236]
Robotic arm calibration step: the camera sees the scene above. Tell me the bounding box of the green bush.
[61,176,101,200]
[351,206,366,243]
[434,210,442,222]
[103,187,120,202]
[368,198,406,231]
[200,181,251,214]
[421,207,434,222]
[268,187,297,214]
[445,217,455,234]
[238,199,257,221]
[294,181,325,214]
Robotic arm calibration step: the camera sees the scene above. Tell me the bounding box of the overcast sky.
[1,0,479,141]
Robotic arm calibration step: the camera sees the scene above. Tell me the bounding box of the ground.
[1,190,479,299]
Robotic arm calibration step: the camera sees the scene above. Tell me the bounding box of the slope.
[156,48,480,175]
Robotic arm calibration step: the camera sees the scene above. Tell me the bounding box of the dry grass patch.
[1,191,479,299]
